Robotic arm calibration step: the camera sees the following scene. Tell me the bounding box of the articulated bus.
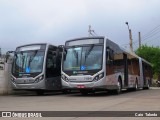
[61,36,152,95]
[11,43,63,95]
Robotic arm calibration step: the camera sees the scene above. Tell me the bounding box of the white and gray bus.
[61,36,152,95]
[11,43,63,95]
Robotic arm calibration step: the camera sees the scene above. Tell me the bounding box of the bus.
[61,36,152,95]
[11,43,63,95]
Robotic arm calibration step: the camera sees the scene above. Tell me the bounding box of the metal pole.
[125,22,133,52]
[138,32,141,48]
[88,25,91,37]
[0,48,1,57]
[129,29,133,52]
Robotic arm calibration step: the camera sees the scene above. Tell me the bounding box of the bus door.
[123,53,128,87]
[139,58,144,87]
[45,47,62,90]
[143,63,146,86]
[106,48,114,76]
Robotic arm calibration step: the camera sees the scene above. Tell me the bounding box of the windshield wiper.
[19,52,25,73]
[73,49,79,65]
[73,50,78,58]
[28,50,38,67]
[85,44,94,61]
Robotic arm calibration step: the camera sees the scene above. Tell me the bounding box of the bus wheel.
[147,80,150,89]
[36,90,44,95]
[112,80,122,95]
[143,80,150,90]
[62,89,71,94]
[134,81,138,91]
[80,90,89,95]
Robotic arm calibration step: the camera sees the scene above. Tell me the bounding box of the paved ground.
[0,87,160,120]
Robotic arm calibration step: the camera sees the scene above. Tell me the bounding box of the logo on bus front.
[73,71,88,74]
[26,67,30,73]
[80,65,86,70]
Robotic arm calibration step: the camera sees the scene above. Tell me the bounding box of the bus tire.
[62,89,71,94]
[36,90,44,95]
[133,80,138,91]
[80,90,89,95]
[112,79,122,95]
[143,80,150,90]
[147,80,150,89]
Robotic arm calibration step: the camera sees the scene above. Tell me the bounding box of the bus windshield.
[63,45,103,71]
[12,50,45,76]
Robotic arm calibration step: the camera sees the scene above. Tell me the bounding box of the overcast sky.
[0,0,160,53]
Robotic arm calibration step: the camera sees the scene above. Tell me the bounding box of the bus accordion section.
[61,36,152,95]
[11,43,63,95]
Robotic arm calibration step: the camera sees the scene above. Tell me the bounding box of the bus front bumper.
[62,80,119,90]
[11,81,46,90]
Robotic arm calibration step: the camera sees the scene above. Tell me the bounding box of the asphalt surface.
[0,87,160,120]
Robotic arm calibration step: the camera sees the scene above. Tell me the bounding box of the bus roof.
[106,38,152,66]
[16,43,55,49]
[65,36,152,66]
[65,36,105,45]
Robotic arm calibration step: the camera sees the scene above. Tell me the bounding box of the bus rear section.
[139,58,152,89]
[11,43,63,95]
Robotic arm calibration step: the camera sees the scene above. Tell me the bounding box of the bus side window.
[106,48,114,65]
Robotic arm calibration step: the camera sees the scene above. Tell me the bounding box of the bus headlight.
[61,74,69,82]
[93,72,104,82]
[35,75,44,83]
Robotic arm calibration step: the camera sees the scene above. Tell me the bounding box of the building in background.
[0,54,13,94]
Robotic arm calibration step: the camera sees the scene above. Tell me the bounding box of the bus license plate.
[77,85,85,88]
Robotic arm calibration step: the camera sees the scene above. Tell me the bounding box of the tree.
[136,45,160,79]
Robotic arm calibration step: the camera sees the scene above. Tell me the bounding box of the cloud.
[0,0,87,46]
[0,0,160,53]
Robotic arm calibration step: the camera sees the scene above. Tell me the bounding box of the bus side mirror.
[63,50,67,61]
[58,45,67,61]
[58,45,64,49]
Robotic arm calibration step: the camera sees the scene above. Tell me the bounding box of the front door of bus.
[46,50,62,90]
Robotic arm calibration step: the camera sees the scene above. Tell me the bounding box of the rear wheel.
[127,81,138,91]
[143,80,150,90]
